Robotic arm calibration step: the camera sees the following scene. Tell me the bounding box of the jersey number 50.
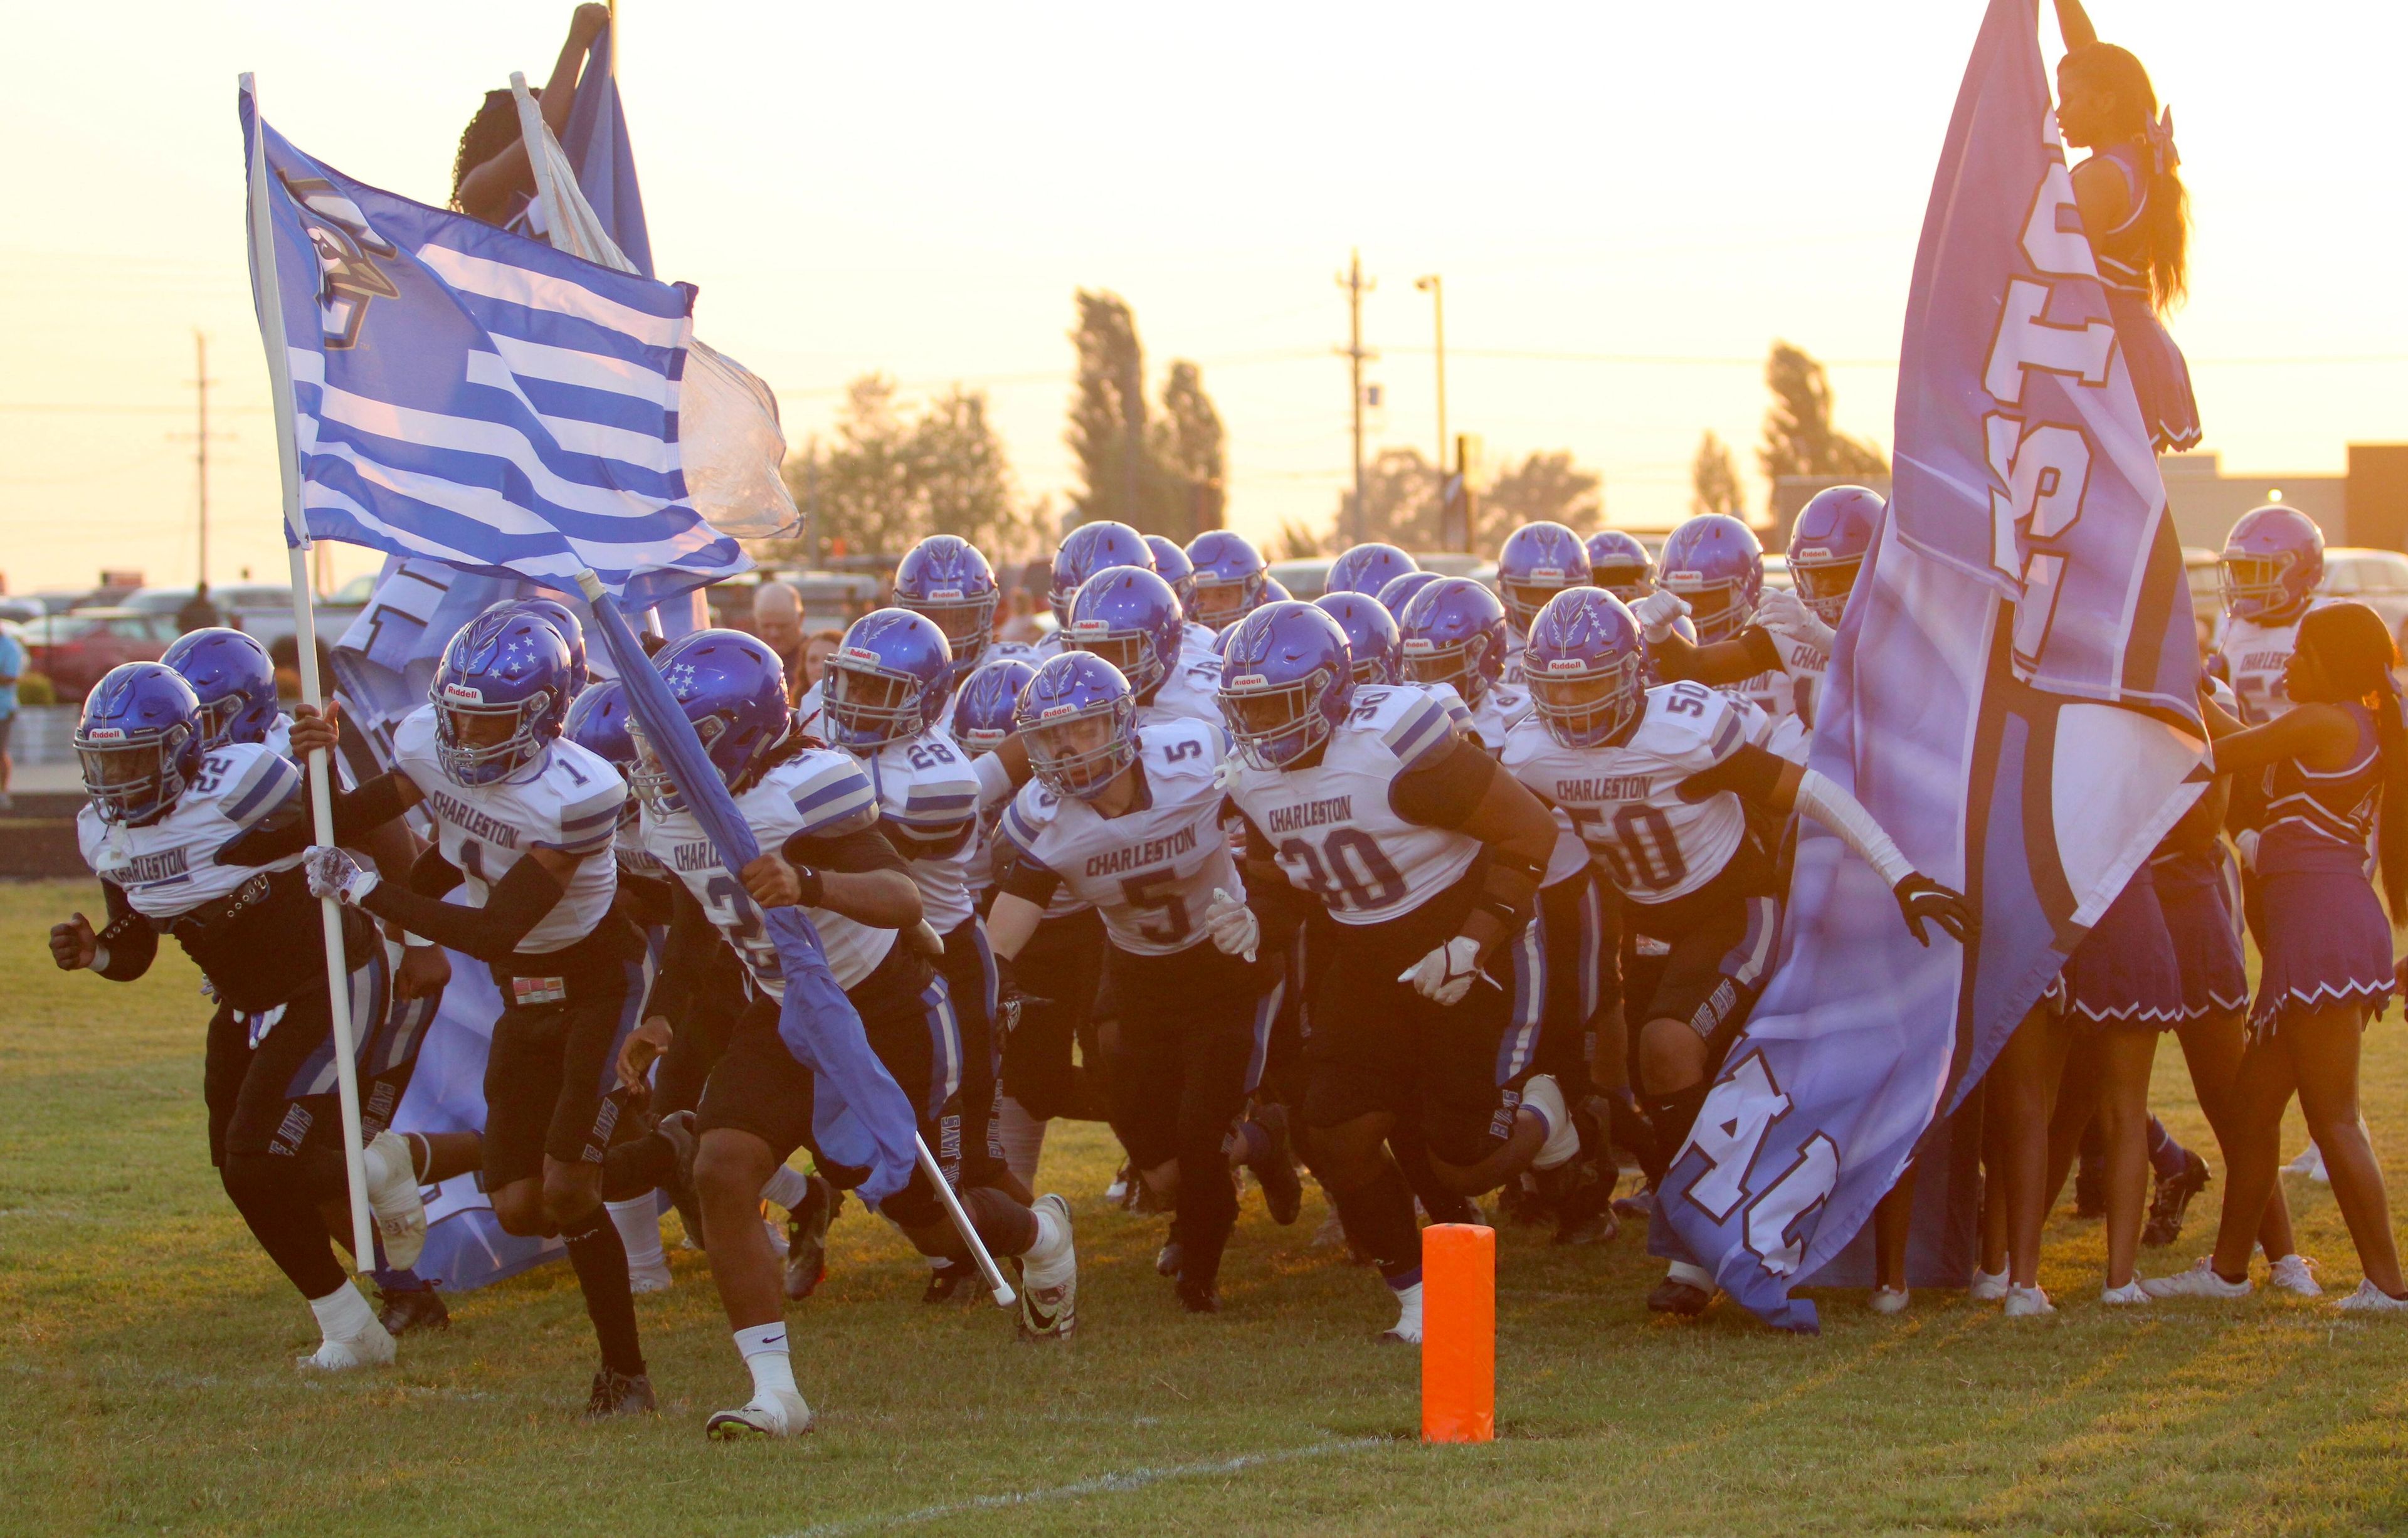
[1570,804,1689,894]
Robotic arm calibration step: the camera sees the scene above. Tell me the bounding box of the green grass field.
[6,877,2408,1537]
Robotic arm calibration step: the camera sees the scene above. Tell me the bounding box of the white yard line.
[774,1435,1393,1538]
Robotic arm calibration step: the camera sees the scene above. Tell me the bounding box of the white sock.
[309,1280,377,1342]
[733,1321,798,1399]
[1023,1200,1072,1288]
[759,1163,811,1212]
[998,1096,1047,1188]
[1388,1280,1424,1339]
[1519,1075,1580,1171]
[608,1197,667,1273]
[1667,1259,1714,1290]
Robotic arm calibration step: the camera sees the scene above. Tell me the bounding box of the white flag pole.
[243,73,378,1270]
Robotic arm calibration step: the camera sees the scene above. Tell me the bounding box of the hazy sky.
[6,1,2404,596]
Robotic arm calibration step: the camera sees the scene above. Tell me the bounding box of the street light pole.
[1415,275,1445,510]
[1338,251,1375,545]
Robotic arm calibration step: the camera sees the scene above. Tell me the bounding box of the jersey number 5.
[1121,870,1190,945]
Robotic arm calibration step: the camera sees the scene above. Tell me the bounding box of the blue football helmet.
[1259,576,1293,605]
[1067,566,1184,699]
[1524,589,1647,750]
[1398,577,1509,708]
[563,679,640,828]
[892,535,1001,670]
[2221,505,2325,623]
[1144,535,1196,615]
[1585,530,1656,603]
[1376,569,1442,618]
[1659,514,1765,645]
[952,658,1037,759]
[77,661,206,826]
[1787,487,1884,624]
[638,629,795,811]
[1217,601,1354,771]
[1185,529,1268,631]
[431,608,576,787]
[823,608,954,751]
[1015,651,1138,800]
[1314,591,1402,687]
[1496,522,1593,633]
[161,627,279,751]
[1048,520,1154,627]
[1325,542,1418,599]
[499,596,589,700]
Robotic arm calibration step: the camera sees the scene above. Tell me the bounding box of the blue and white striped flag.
[1656,0,2208,1332]
[240,81,746,609]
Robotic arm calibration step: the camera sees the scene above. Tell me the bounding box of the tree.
[775,374,1033,564]
[1065,290,1227,540]
[1482,451,1603,544]
[1270,517,1331,561]
[1691,431,1745,518]
[1758,342,1889,500]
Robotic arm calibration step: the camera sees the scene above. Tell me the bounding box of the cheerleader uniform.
[2150,818,2251,1026]
[2249,703,2397,1035]
[2086,142,2201,453]
[2053,861,2185,1028]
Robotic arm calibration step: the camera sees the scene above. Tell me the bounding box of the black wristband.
[793,865,825,908]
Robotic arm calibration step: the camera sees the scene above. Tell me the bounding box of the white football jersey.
[1458,682,1590,887]
[1143,636,1225,727]
[392,707,623,954]
[1223,683,1480,927]
[614,818,662,878]
[78,743,306,917]
[996,717,1240,956]
[852,727,982,934]
[1502,628,1527,686]
[641,749,889,994]
[2218,613,2303,725]
[1501,680,1763,904]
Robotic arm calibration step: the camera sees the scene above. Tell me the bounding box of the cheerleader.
[2146,604,2405,1307]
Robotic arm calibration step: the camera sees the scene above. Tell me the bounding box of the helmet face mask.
[820,609,951,751]
[894,535,1001,665]
[1524,589,1647,749]
[1216,602,1353,771]
[1497,523,1592,631]
[1785,487,1883,625]
[1220,666,1336,769]
[1402,633,1492,704]
[433,686,556,786]
[430,611,574,787]
[1189,576,1260,629]
[1788,549,1862,623]
[1396,577,1508,708]
[1015,653,1138,799]
[77,663,205,826]
[2218,505,2325,623]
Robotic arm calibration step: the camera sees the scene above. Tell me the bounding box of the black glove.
[1893,873,1975,947]
[992,954,1050,1039]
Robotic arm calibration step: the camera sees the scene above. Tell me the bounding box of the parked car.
[0,597,41,625]
[114,584,307,644]
[2318,547,2408,650]
[19,608,177,699]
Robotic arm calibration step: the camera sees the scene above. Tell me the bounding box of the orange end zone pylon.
[1421,1221,1494,1443]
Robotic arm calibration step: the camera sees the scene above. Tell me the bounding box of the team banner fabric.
[582,587,924,1205]
[559,22,653,279]
[1657,0,2207,1332]
[239,82,746,609]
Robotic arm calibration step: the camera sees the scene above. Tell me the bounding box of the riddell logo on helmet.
[1039,702,1079,720]
[83,727,128,741]
[440,683,486,705]
[929,587,966,601]
[840,647,880,663]
[1529,566,1566,581]
[1795,545,1832,561]
[1072,619,1109,635]
[1402,638,1436,653]
[1546,658,1586,673]
[1229,673,1268,688]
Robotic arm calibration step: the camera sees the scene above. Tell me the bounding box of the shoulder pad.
[779,749,879,835]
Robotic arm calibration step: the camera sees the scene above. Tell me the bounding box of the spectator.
[998,585,1044,645]
[0,620,21,812]
[799,629,844,694]
[753,579,806,692]
[176,582,222,635]
[268,634,336,703]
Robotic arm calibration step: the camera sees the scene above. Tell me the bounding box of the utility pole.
[1414,275,1445,512]
[194,330,211,590]
[1337,251,1376,545]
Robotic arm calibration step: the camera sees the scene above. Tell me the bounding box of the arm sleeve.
[410,845,465,898]
[1792,769,1915,887]
[92,880,159,982]
[359,854,568,964]
[1675,740,1790,805]
[1388,735,1501,829]
[1651,628,1782,687]
[783,823,911,875]
[994,848,1063,909]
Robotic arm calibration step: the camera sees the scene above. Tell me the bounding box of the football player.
[1217,602,1571,1344]
[1585,530,1656,605]
[51,664,434,1371]
[1505,589,1969,1315]
[1065,567,1223,727]
[1324,543,1418,601]
[1185,530,1270,635]
[630,629,1076,1436]
[1038,522,1156,658]
[286,609,663,1416]
[988,654,1294,1310]
[1494,523,1593,684]
[891,534,1035,692]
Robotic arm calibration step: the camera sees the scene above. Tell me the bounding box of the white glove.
[304,845,381,905]
[1211,752,1244,793]
[1204,887,1259,963]
[1397,935,1486,1007]
[1752,587,1835,654]
[1631,589,1691,644]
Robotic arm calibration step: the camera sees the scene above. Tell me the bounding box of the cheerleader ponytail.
[2300,603,2408,917]
[2063,41,2190,312]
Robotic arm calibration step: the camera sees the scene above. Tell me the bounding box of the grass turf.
[4,877,2407,1537]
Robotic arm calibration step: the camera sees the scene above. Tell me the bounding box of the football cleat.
[2284,1141,2326,1181]
[2141,1147,2212,1247]
[922,1261,973,1305]
[706,1389,816,1440]
[784,1173,839,1302]
[376,1284,450,1337]
[360,1131,428,1270]
[1613,1186,1657,1222]
[1177,1276,1222,1314]
[295,1316,396,1373]
[583,1368,657,1420]
[1647,1275,1714,1317]
[1017,1193,1077,1342]
[1106,1161,1134,1208]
